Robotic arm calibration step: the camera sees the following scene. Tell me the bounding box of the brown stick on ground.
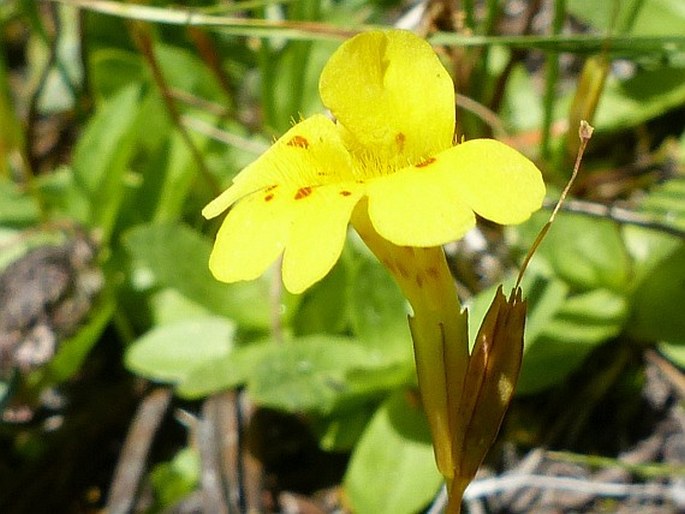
[106,387,173,514]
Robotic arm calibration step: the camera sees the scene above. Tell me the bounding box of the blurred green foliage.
[1,0,684,513]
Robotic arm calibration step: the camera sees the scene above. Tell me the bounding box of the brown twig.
[130,22,222,196]
[199,396,232,514]
[187,27,234,105]
[515,121,594,289]
[106,387,172,514]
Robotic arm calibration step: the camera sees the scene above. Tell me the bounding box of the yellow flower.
[203,29,545,294]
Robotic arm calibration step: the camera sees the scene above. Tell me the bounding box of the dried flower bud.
[453,285,527,485]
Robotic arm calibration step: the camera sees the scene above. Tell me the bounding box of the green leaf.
[634,177,685,236]
[247,336,376,413]
[125,317,235,384]
[658,341,685,368]
[177,340,272,398]
[89,48,144,99]
[623,226,683,286]
[501,63,549,132]
[34,167,91,222]
[150,448,199,509]
[155,44,228,103]
[123,223,283,328]
[149,288,217,326]
[315,407,376,452]
[292,258,350,335]
[627,243,685,343]
[72,83,143,237]
[541,288,627,341]
[0,166,32,222]
[518,212,632,292]
[594,68,685,132]
[348,254,413,363]
[517,288,628,394]
[344,390,442,514]
[182,335,388,412]
[151,128,211,223]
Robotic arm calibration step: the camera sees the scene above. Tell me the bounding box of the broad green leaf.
[125,317,235,384]
[123,223,283,328]
[247,336,378,413]
[72,83,142,237]
[315,407,376,452]
[501,63,548,133]
[155,44,228,103]
[634,177,685,235]
[72,82,141,192]
[348,254,413,363]
[517,288,628,394]
[152,128,211,223]
[177,340,273,398]
[34,167,91,222]
[149,288,216,326]
[594,68,685,132]
[292,257,350,336]
[89,48,144,99]
[0,178,42,225]
[518,212,631,292]
[622,226,682,288]
[179,336,409,407]
[627,243,685,343]
[541,288,627,342]
[344,362,415,398]
[521,275,570,347]
[344,390,442,514]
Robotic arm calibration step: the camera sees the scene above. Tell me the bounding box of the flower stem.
[351,204,469,480]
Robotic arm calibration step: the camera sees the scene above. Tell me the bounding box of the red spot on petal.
[264,193,274,202]
[382,258,396,275]
[416,272,424,288]
[395,132,406,152]
[416,157,436,168]
[339,190,352,196]
[294,187,313,200]
[287,135,309,149]
[265,184,278,192]
[426,266,439,279]
[396,262,410,279]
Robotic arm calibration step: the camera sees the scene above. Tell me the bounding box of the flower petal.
[319,30,454,165]
[282,184,365,293]
[363,139,544,247]
[208,187,291,283]
[202,114,356,220]
[209,182,364,291]
[365,164,476,247]
[433,139,546,224]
